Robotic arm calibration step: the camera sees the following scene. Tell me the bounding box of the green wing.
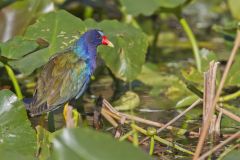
[29,50,88,116]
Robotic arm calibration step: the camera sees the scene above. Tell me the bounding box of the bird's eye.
[97,34,101,39]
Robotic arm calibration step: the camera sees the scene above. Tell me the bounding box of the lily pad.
[0,90,37,160]
[113,91,140,111]
[52,128,152,160]
[137,63,179,87]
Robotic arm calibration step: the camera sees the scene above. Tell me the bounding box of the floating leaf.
[0,90,36,160]
[113,91,140,111]
[52,128,152,160]
[137,63,179,87]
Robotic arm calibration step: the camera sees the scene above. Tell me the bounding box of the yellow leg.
[63,103,79,128]
[63,103,69,122]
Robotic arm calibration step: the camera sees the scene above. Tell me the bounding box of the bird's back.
[28,50,90,116]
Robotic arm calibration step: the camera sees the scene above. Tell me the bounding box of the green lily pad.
[137,63,179,87]
[0,90,37,160]
[113,91,140,111]
[52,128,152,160]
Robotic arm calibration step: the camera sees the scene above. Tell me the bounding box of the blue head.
[74,29,114,59]
[82,29,114,47]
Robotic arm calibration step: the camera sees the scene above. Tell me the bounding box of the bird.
[27,29,114,117]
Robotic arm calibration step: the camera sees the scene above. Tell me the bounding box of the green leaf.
[181,67,203,84]
[137,63,179,86]
[0,61,3,67]
[85,19,148,81]
[119,0,160,16]
[9,10,86,75]
[24,10,86,53]
[157,0,186,8]
[52,128,152,160]
[0,0,54,42]
[137,63,191,101]
[119,0,186,16]
[228,0,240,20]
[0,90,36,160]
[226,54,240,87]
[9,48,50,75]
[175,95,199,108]
[0,36,38,59]
[113,91,140,111]
[212,21,238,40]
[36,126,52,160]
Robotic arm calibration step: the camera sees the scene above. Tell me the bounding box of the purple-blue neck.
[73,37,97,73]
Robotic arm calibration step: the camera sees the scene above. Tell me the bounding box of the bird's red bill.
[102,36,114,47]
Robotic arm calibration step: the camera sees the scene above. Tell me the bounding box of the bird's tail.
[23,98,47,117]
